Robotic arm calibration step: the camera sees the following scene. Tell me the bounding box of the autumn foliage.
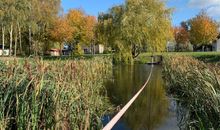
[173,27,189,45]
[84,16,96,43]
[50,17,74,43]
[50,9,97,48]
[189,12,219,46]
[66,10,96,45]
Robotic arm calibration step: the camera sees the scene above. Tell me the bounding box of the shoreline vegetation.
[1,0,220,129]
[163,56,220,129]
[0,57,113,130]
[135,52,220,64]
[0,52,220,129]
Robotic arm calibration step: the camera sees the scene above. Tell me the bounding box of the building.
[166,41,176,52]
[62,45,72,55]
[95,44,104,54]
[212,35,220,52]
[0,45,10,56]
[83,44,104,54]
[49,44,105,56]
[50,49,60,56]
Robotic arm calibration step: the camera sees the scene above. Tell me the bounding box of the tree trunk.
[9,24,13,56]
[132,44,140,58]
[18,24,22,55]
[202,45,205,52]
[29,26,32,55]
[14,30,18,56]
[2,26,5,56]
[91,43,95,55]
[60,42,62,56]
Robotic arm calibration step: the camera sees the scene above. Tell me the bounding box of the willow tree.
[123,0,172,56]
[96,0,172,63]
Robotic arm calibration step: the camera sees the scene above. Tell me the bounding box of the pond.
[103,64,179,130]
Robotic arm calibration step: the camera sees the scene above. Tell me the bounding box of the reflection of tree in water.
[105,65,169,130]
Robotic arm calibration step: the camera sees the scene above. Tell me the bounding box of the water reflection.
[105,64,175,130]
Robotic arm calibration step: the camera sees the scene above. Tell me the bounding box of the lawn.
[135,52,220,63]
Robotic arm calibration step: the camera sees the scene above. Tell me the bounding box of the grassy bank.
[163,56,220,129]
[135,52,220,63]
[0,57,112,129]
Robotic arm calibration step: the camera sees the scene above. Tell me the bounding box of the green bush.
[113,52,133,64]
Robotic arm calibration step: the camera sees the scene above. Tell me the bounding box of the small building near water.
[95,44,104,54]
[50,49,61,56]
[166,41,176,52]
[212,35,220,52]
[0,45,10,56]
[83,44,104,54]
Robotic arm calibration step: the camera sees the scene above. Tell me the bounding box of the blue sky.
[61,0,220,26]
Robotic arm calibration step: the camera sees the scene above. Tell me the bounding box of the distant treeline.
[0,0,97,56]
[0,0,61,56]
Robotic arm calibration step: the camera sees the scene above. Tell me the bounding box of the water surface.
[103,64,179,130]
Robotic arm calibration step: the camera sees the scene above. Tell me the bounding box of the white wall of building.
[95,44,104,54]
[213,39,220,52]
[0,49,10,56]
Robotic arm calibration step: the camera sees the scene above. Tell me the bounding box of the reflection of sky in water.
[103,65,179,130]
[102,115,131,130]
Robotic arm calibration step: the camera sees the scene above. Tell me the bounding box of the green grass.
[135,52,220,63]
[139,51,220,56]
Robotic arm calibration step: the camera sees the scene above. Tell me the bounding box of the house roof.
[50,49,60,52]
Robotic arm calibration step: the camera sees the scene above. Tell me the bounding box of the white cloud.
[207,6,220,16]
[188,0,220,21]
[188,0,220,8]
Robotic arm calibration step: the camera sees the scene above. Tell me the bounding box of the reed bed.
[163,56,220,130]
[0,57,112,130]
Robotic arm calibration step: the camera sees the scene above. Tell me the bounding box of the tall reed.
[0,57,112,130]
[163,56,220,130]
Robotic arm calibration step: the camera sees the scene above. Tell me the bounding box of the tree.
[27,0,61,55]
[66,9,97,54]
[49,9,97,55]
[96,0,172,63]
[173,22,190,51]
[123,0,172,56]
[189,11,219,50]
[2,0,17,56]
[0,0,61,56]
[174,27,189,45]
[13,0,30,56]
[50,16,74,54]
[84,16,96,42]
[0,0,6,55]
[96,13,113,46]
